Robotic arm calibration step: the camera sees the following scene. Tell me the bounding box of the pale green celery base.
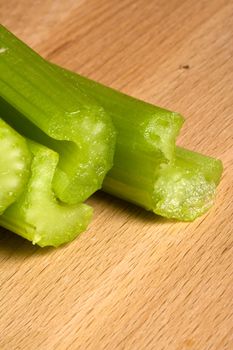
[0,140,92,247]
[0,25,116,204]
[153,171,216,221]
[0,118,31,214]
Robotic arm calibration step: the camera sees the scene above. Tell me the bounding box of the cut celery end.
[0,140,92,247]
[0,118,31,214]
[0,25,116,204]
[153,148,223,221]
[104,147,223,221]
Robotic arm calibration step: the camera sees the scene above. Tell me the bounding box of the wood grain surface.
[0,0,232,349]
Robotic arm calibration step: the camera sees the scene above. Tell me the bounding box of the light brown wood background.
[0,0,232,349]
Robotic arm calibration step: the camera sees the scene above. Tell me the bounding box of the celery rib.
[0,118,31,214]
[59,67,184,163]
[0,140,92,247]
[58,67,223,221]
[0,25,116,204]
[58,66,184,210]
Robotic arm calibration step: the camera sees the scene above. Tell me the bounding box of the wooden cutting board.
[0,1,232,349]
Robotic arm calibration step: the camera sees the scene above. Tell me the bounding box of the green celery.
[0,25,222,223]
[0,118,31,214]
[0,140,92,247]
[57,67,223,220]
[0,25,116,204]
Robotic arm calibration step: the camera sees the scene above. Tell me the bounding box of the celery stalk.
[0,25,116,204]
[58,66,184,208]
[0,118,31,214]
[60,67,184,163]
[0,140,92,247]
[57,67,223,221]
[103,147,223,220]
[106,147,222,221]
